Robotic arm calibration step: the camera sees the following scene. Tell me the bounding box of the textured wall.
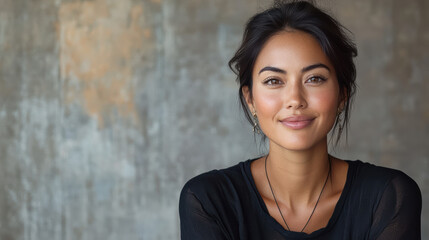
[0,0,427,239]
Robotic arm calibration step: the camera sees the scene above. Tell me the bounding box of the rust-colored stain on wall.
[59,0,145,126]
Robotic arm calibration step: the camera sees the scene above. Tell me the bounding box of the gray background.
[0,0,427,239]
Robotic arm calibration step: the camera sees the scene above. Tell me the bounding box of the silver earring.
[252,111,260,134]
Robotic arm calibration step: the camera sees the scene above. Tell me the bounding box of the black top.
[179,159,422,239]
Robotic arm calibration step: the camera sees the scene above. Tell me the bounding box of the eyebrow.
[258,66,286,75]
[258,63,331,75]
[302,63,331,73]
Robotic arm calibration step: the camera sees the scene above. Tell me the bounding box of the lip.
[280,116,315,130]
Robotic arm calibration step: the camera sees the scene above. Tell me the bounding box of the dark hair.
[228,0,357,145]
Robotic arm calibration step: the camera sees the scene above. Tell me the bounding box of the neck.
[266,140,331,208]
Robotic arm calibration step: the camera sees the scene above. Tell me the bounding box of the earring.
[252,110,260,134]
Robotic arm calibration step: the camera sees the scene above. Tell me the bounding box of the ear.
[242,86,255,112]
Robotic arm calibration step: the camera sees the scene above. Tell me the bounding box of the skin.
[242,30,349,234]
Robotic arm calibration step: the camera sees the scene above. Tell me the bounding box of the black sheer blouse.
[179,159,421,239]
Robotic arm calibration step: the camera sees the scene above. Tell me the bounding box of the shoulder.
[348,160,421,203]
[350,161,423,238]
[180,161,249,205]
[179,161,254,239]
[350,160,419,186]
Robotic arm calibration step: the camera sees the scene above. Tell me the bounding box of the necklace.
[264,154,331,232]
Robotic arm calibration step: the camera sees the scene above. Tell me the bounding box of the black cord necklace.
[264,154,331,232]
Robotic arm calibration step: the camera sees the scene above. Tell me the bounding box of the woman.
[179,1,422,239]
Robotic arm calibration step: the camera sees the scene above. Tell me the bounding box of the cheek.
[252,89,282,117]
[309,89,339,117]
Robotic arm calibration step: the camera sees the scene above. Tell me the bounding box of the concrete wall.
[0,0,427,239]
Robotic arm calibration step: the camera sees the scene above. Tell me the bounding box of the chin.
[271,135,327,152]
[282,143,318,152]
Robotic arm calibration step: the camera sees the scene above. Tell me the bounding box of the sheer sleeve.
[179,186,229,240]
[369,171,422,240]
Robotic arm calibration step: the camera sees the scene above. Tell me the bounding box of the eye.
[306,75,327,84]
[264,78,283,86]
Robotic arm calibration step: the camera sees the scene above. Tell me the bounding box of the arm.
[179,186,229,240]
[370,172,422,240]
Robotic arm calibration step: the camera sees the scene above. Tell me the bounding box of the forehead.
[253,30,334,74]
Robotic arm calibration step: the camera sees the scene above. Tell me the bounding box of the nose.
[284,81,307,110]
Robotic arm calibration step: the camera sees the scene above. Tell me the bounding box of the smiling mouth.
[280,116,315,130]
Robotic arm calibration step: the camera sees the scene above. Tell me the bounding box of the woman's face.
[243,30,342,151]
